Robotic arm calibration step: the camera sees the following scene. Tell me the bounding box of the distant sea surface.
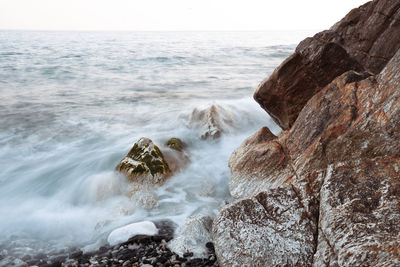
[0,30,314,258]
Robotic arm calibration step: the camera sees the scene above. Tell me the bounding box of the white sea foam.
[0,30,297,258]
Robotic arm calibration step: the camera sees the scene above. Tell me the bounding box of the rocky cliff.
[213,0,400,266]
[254,0,400,130]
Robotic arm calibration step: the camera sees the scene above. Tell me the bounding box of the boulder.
[213,187,316,267]
[168,210,214,258]
[116,137,170,185]
[115,138,171,209]
[216,48,400,266]
[163,138,190,173]
[165,137,186,152]
[228,127,294,199]
[216,2,400,263]
[116,137,190,209]
[254,0,400,129]
[107,221,158,246]
[188,105,235,139]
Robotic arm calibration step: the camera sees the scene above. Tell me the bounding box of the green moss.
[127,143,141,157]
[142,146,170,176]
[132,163,147,174]
[165,138,185,152]
[119,138,170,179]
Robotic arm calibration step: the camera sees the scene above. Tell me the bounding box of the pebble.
[122,259,131,266]
[1,221,219,266]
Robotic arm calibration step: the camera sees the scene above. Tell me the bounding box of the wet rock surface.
[254,0,400,129]
[115,137,190,209]
[188,105,235,140]
[165,138,186,152]
[58,237,218,267]
[217,49,400,267]
[215,0,400,266]
[168,210,214,258]
[116,138,170,185]
[162,138,190,174]
[213,187,316,267]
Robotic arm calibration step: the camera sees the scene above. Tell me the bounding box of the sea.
[0,30,315,260]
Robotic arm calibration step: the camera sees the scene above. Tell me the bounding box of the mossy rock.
[116,138,170,184]
[165,138,186,152]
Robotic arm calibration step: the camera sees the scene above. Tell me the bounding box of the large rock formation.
[254,0,400,130]
[214,0,400,266]
[228,127,294,199]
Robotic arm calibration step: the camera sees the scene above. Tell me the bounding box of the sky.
[0,0,370,31]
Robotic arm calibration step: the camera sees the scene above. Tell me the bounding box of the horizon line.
[0,28,321,33]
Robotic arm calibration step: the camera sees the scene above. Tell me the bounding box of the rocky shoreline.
[2,221,218,267]
[3,0,399,266]
[213,0,400,266]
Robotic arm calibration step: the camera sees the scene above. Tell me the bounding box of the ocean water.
[0,30,313,259]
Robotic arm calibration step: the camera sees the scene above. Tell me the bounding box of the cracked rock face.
[254,0,400,129]
[212,187,317,267]
[214,1,400,265]
[215,48,400,267]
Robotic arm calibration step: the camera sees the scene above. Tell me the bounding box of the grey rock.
[188,105,235,139]
[213,187,316,267]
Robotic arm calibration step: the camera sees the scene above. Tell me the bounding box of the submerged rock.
[165,137,186,152]
[188,105,235,139]
[116,137,191,209]
[254,0,400,129]
[162,138,190,174]
[116,137,170,185]
[130,189,158,210]
[115,138,171,209]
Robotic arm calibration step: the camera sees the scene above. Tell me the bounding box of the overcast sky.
[0,0,370,31]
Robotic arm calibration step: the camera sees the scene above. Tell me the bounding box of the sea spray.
[0,30,309,262]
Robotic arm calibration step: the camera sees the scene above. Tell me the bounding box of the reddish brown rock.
[254,0,400,129]
[228,127,294,198]
[215,49,400,266]
[214,1,400,265]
